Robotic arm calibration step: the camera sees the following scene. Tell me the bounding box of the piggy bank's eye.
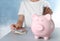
[36,19,39,21]
[41,19,44,21]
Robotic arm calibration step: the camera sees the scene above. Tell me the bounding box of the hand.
[10,23,27,34]
[10,23,22,31]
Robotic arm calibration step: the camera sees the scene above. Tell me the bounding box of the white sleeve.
[18,1,25,15]
[43,0,51,8]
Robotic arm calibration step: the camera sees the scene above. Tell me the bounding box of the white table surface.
[0,27,60,41]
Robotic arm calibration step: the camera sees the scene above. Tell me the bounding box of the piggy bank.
[31,14,55,40]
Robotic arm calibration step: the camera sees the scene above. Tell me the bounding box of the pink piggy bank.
[31,14,55,40]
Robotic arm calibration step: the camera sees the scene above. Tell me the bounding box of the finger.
[10,24,16,31]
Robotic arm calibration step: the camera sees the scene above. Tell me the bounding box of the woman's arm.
[16,15,25,29]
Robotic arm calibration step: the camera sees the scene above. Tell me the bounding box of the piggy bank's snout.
[38,25,44,31]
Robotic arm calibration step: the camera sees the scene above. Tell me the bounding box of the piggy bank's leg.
[34,35,39,39]
[44,37,49,40]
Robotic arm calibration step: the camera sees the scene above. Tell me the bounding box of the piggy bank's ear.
[44,14,51,20]
[32,14,38,20]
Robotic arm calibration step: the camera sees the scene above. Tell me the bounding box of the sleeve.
[18,1,25,15]
[43,0,51,8]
